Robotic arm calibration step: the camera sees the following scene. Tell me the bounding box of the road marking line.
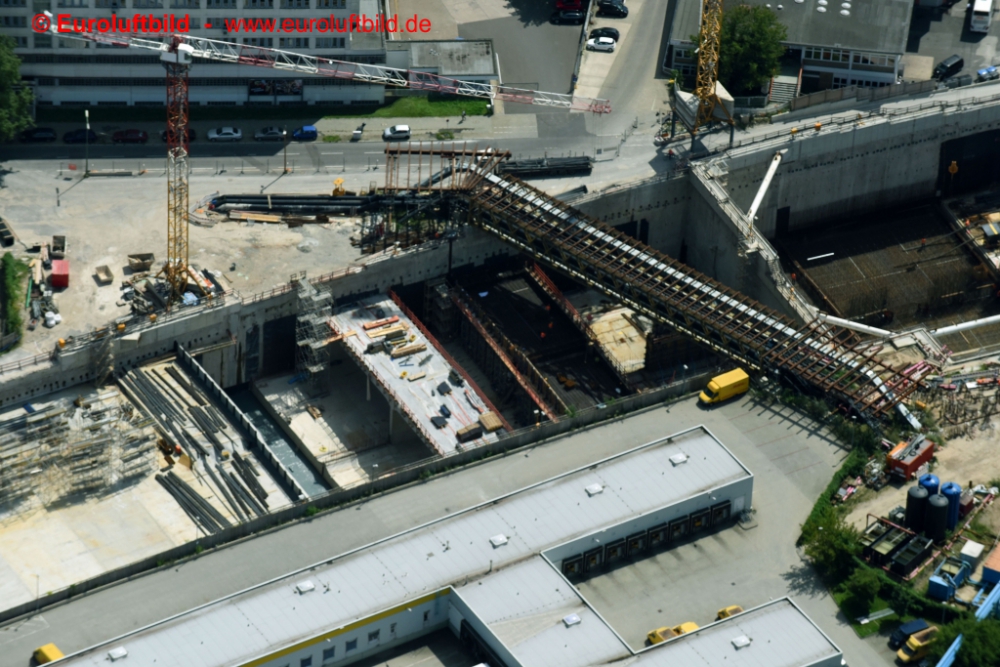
[321,152,344,155]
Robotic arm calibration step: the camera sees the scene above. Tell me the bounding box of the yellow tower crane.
[693,0,734,134]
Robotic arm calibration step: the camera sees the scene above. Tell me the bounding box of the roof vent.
[585,483,605,497]
[795,0,804,3]
[296,581,316,594]
[816,6,827,11]
[732,635,752,649]
[490,534,509,548]
[840,8,849,14]
[669,453,689,466]
[818,0,828,5]
[563,613,582,627]
[841,2,850,6]
[108,647,129,661]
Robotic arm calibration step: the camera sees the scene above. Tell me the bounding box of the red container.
[51,259,69,288]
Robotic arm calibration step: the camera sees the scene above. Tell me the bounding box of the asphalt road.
[0,136,595,173]
[0,396,893,667]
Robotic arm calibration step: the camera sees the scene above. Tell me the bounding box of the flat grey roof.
[55,428,750,667]
[672,0,912,55]
[390,40,496,77]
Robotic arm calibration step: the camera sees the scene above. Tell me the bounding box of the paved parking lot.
[908,3,1000,79]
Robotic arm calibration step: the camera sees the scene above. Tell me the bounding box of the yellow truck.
[646,622,699,645]
[699,369,750,405]
[33,644,65,664]
[896,625,939,663]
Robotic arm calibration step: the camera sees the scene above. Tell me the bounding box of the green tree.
[719,5,787,95]
[930,618,1000,666]
[802,505,860,582]
[0,35,33,142]
[844,566,882,613]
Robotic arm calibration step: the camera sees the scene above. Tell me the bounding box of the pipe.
[816,312,893,338]
[746,150,786,223]
[931,313,1000,337]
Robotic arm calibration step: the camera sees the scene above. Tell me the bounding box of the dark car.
[160,128,196,143]
[112,129,149,144]
[943,74,973,89]
[889,619,929,650]
[933,54,964,80]
[63,129,97,144]
[597,2,629,17]
[20,127,57,143]
[590,27,621,41]
[550,10,585,24]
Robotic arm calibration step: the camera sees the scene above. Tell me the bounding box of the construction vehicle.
[43,12,610,307]
[896,625,939,663]
[33,643,65,664]
[646,622,699,645]
[699,368,750,405]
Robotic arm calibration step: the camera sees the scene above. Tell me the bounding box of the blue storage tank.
[920,473,940,496]
[942,482,962,530]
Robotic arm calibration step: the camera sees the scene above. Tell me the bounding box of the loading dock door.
[939,129,1000,196]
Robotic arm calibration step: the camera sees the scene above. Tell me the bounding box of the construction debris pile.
[25,235,68,331]
[121,260,227,316]
[0,389,157,511]
[119,361,278,533]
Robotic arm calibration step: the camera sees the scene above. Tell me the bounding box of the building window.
[0,0,27,5]
[244,0,272,7]
[314,37,345,48]
[34,34,53,47]
[300,658,312,667]
[206,0,235,5]
[170,0,199,6]
[1,16,26,26]
[674,48,692,60]
[57,0,88,5]
[244,37,273,47]
[803,47,851,64]
[12,36,27,47]
[133,0,163,6]
[322,647,335,661]
[368,630,380,643]
[345,639,357,652]
[94,0,125,6]
[279,37,309,48]
[390,623,397,635]
[317,0,344,6]
[677,64,695,76]
[281,0,308,6]
[423,611,430,622]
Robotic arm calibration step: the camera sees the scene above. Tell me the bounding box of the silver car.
[207,127,243,142]
[382,124,411,141]
[254,126,286,141]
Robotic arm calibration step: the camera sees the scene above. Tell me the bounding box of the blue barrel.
[919,473,940,496]
[942,482,962,530]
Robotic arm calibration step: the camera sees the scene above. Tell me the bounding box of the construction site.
[9,5,1000,665]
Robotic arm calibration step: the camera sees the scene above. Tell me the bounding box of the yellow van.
[699,369,750,405]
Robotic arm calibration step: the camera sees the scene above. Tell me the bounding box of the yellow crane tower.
[692,0,734,134]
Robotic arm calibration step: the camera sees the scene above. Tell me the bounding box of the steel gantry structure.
[380,146,927,426]
[45,16,611,305]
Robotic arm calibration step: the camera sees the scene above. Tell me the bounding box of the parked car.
[159,128,196,143]
[207,127,242,142]
[589,27,620,41]
[254,126,286,141]
[943,74,973,89]
[716,605,743,620]
[646,622,698,645]
[896,625,939,664]
[889,619,930,650]
[977,66,999,82]
[597,2,629,17]
[292,125,318,141]
[587,36,616,52]
[550,10,586,24]
[933,54,963,80]
[112,129,148,144]
[382,124,411,141]
[20,127,57,143]
[63,129,97,144]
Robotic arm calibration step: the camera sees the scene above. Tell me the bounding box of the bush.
[322,134,341,143]
[930,617,1000,665]
[844,566,882,613]
[802,504,860,582]
[435,129,455,140]
[1,252,27,338]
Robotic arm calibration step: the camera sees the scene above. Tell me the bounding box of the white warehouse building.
[1,0,498,107]
[50,426,845,667]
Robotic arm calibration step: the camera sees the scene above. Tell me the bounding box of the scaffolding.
[0,390,157,514]
[294,275,333,383]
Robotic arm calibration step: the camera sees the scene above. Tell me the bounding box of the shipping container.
[50,259,69,288]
